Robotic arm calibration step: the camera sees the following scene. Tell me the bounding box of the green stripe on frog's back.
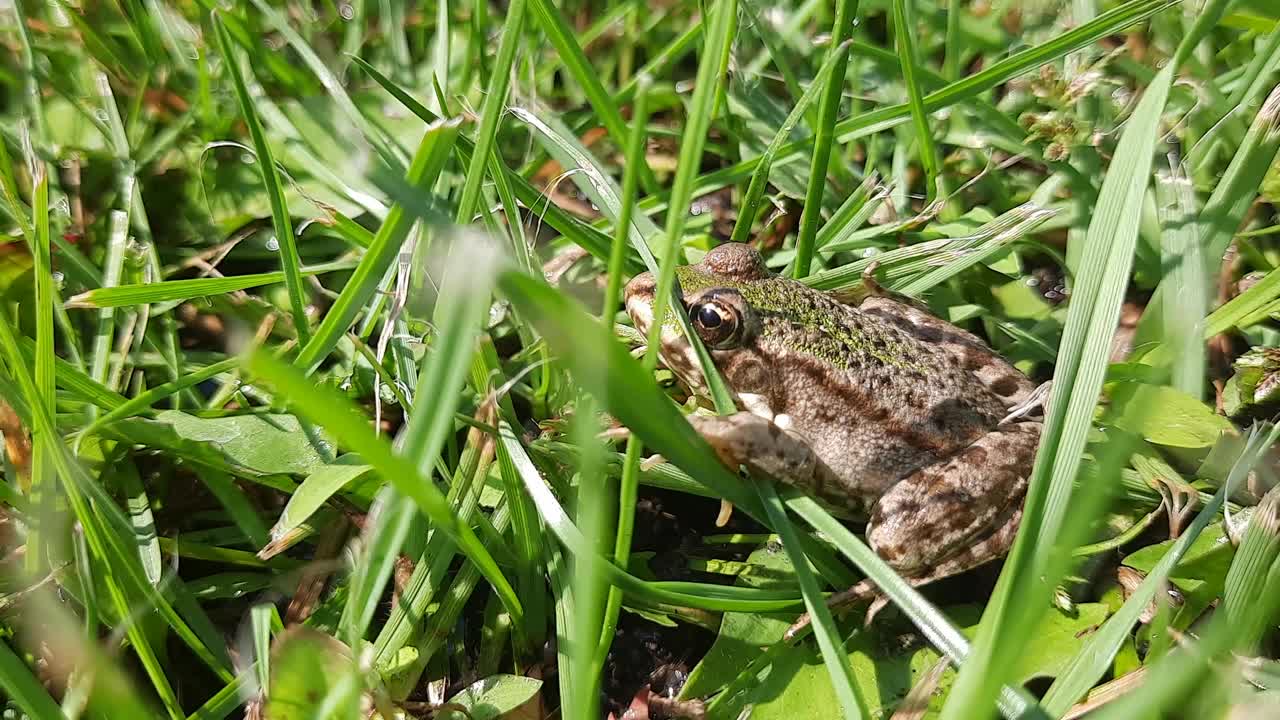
[675,266,927,372]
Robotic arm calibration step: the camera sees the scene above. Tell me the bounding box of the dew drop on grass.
[339,3,354,20]
[241,153,256,165]
[265,236,280,252]
[52,271,65,290]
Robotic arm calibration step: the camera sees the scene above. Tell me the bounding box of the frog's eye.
[689,300,741,348]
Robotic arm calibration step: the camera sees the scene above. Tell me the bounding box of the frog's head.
[623,243,777,411]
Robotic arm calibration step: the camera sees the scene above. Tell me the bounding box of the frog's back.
[747,277,1018,495]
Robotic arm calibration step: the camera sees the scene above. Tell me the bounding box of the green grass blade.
[658,0,735,260]
[340,486,418,646]
[28,156,54,578]
[1222,491,1280,652]
[250,604,272,697]
[212,14,310,342]
[1039,454,1241,712]
[1155,167,1206,397]
[494,417,802,612]
[1198,86,1280,336]
[758,484,867,719]
[349,56,631,268]
[88,210,130,395]
[241,0,401,167]
[593,78,652,677]
[939,62,1157,720]
[513,108,661,261]
[635,0,1179,218]
[941,3,1228,715]
[118,461,162,584]
[386,504,515,700]
[75,358,239,449]
[18,339,127,412]
[370,433,494,672]
[638,0,739,419]
[293,117,461,374]
[943,0,964,80]
[730,40,853,246]
[359,236,506,654]
[195,468,271,549]
[895,203,1057,296]
[455,0,527,222]
[65,261,355,309]
[793,0,858,278]
[787,494,1042,718]
[0,317,236,684]
[894,0,943,205]
[527,0,658,194]
[244,351,525,628]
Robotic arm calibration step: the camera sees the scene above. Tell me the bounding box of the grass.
[3,1,1280,719]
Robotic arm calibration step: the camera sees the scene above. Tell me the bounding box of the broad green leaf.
[144,411,336,475]
[1109,384,1236,449]
[264,628,362,720]
[268,460,376,548]
[437,674,543,720]
[706,601,1108,720]
[683,543,812,698]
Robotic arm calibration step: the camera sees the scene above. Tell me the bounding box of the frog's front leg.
[867,420,1040,581]
[687,412,856,513]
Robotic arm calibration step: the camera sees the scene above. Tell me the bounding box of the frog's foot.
[1000,380,1051,425]
[1150,474,1198,538]
[715,499,734,527]
[783,578,903,642]
[858,261,933,313]
[861,261,889,297]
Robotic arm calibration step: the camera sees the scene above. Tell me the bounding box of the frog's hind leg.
[783,423,1036,641]
[782,510,1024,642]
[865,421,1036,578]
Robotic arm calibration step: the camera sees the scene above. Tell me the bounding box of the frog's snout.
[623,271,657,332]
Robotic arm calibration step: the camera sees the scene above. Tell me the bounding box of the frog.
[623,242,1043,593]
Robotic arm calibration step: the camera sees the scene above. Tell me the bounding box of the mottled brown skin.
[624,243,1042,585]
